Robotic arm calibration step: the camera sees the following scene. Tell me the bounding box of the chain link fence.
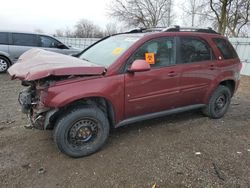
[56,37,101,50]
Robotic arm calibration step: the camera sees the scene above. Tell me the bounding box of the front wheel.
[53,106,110,158]
[202,85,231,119]
[0,56,10,73]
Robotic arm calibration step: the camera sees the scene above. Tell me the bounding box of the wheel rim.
[214,94,227,113]
[67,118,99,148]
[0,59,8,72]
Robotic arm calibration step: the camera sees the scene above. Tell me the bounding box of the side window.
[12,33,38,47]
[39,36,61,48]
[128,37,175,68]
[213,38,238,59]
[0,32,8,45]
[180,37,212,63]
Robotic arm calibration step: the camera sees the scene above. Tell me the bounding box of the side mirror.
[56,43,67,49]
[71,53,79,57]
[128,60,151,73]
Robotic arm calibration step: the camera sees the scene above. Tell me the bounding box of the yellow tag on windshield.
[112,47,124,55]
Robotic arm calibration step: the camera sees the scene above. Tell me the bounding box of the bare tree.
[34,29,44,33]
[209,0,250,36]
[64,27,75,37]
[75,19,104,38]
[108,0,174,28]
[55,29,64,37]
[227,0,250,37]
[104,23,118,36]
[182,0,204,27]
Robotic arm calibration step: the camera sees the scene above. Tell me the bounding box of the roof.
[0,30,53,37]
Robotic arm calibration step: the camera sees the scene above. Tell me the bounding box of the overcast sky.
[0,0,187,35]
[0,0,115,34]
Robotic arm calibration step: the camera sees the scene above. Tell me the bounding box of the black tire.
[53,106,110,158]
[202,85,231,119]
[0,56,10,73]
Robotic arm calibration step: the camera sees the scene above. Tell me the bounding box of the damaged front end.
[18,79,58,130]
[8,49,106,129]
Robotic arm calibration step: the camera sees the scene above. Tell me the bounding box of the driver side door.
[124,37,181,118]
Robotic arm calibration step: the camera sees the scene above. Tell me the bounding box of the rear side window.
[12,33,38,47]
[180,37,212,63]
[0,32,8,45]
[213,38,238,59]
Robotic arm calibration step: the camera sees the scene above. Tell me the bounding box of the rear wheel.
[53,106,110,158]
[202,85,231,119]
[0,56,10,73]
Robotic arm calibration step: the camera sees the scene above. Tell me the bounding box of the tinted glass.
[39,36,60,48]
[213,38,238,59]
[12,33,38,46]
[128,37,175,68]
[0,32,8,45]
[180,37,212,63]
[79,35,142,67]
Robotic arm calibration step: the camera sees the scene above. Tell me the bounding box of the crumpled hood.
[8,48,105,81]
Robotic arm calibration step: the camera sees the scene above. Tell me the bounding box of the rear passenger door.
[177,36,219,106]
[9,33,39,61]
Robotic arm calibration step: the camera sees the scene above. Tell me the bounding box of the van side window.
[12,33,38,47]
[0,32,8,45]
[39,36,61,48]
[213,38,238,59]
[180,37,212,63]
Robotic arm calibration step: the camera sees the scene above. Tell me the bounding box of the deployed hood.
[8,48,105,81]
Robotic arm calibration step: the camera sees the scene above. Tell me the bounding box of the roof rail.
[162,25,218,34]
[126,28,146,33]
[125,26,219,34]
[126,27,165,33]
[162,25,180,32]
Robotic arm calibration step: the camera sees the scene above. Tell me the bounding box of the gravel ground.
[0,73,249,188]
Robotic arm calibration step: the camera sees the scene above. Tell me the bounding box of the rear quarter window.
[213,38,238,59]
[0,32,8,45]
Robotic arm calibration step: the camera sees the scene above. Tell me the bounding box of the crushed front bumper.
[18,88,57,130]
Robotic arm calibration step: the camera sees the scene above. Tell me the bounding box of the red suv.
[8,26,242,157]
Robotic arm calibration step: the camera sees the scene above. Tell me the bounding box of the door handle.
[210,64,215,70]
[168,71,178,77]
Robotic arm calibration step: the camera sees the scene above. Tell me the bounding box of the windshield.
[79,35,142,67]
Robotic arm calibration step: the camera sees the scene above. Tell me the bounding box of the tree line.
[52,0,250,38]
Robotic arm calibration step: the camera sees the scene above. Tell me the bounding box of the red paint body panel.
[8,48,105,81]
[125,66,181,118]
[44,74,125,123]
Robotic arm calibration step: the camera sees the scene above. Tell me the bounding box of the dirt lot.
[0,73,249,188]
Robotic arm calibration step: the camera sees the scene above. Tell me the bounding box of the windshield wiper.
[81,57,90,62]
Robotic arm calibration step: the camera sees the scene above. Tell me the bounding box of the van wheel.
[53,106,110,158]
[202,85,231,119]
[0,56,10,73]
